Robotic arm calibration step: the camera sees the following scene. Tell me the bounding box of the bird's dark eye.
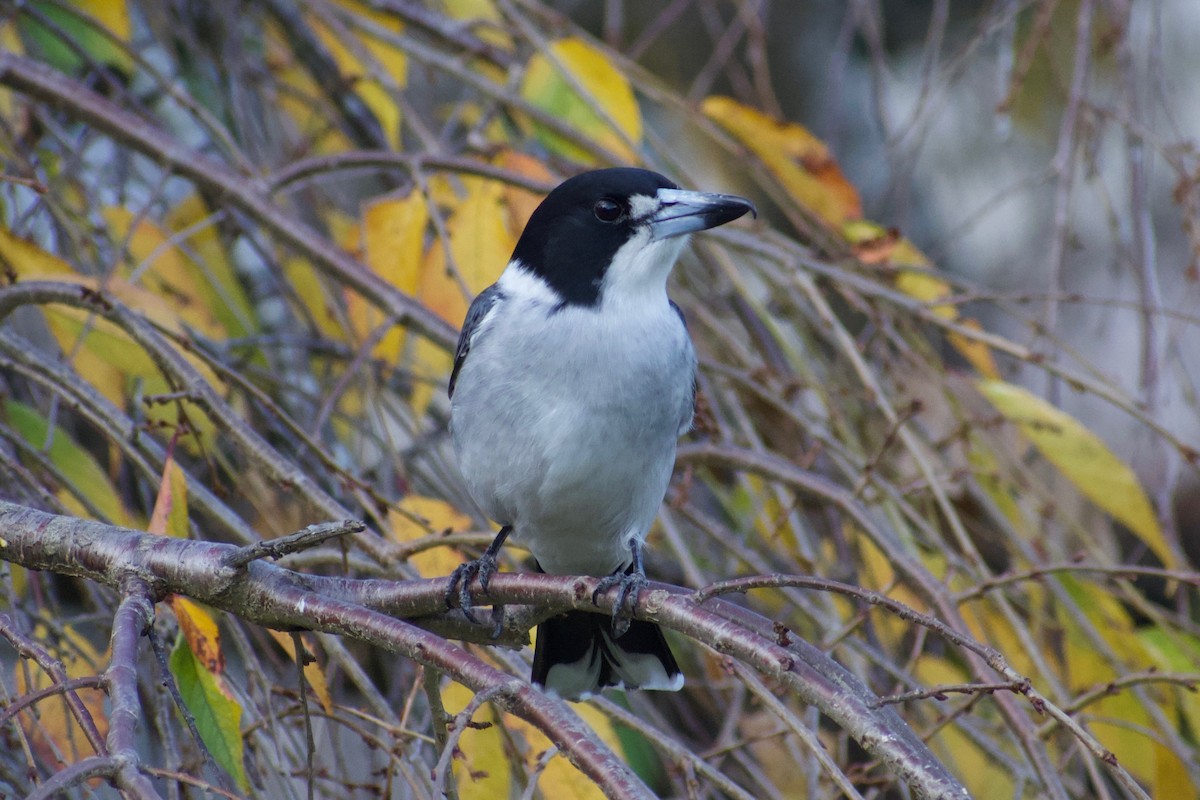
[593,198,624,223]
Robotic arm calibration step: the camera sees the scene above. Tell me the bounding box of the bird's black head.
[509,168,755,308]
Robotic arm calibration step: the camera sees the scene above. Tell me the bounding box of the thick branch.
[0,500,969,799]
[0,501,650,799]
[103,577,162,799]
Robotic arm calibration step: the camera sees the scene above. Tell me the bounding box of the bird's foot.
[445,526,511,633]
[592,568,647,639]
[446,556,497,625]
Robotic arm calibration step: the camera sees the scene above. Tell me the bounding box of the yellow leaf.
[956,565,1052,681]
[412,178,514,414]
[845,221,1000,376]
[15,625,109,767]
[520,38,641,163]
[0,224,74,275]
[163,194,256,337]
[265,23,355,155]
[1059,576,1142,687]
[4,238,226,449]
[148,451,189,539]
[703,96,860,226]
[388,496,471,578]
[978,379,1177,568]
[844,221,950,313]
[25,278,223,452]
[532,703,621,800]
[355,190,429,361]
[893,270,956,321]
[268,631,334,714]
[306,1,407,146]
[103,207,226,337]
[169,597,225,676]
[38,304,147,403]
[947,319,1000,379]
[441,681,620,800]
[917,658,1017,799]
[0,20,23,120]
[1154,744,1196,800]
[1138,628,1200,743]
[850,526,933,649]
[441,682,512,797]
[283,257,344,339]
[442,178,513,296]
[439,0,511,50]
[740,708,807,792]
[966,434,1027,534]
[1057,579,1156,783]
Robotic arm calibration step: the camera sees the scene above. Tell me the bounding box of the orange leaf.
[844,220,1001,376]
[169,597,225,675]
[496,151,557,233]
[948,319,1000,379]
[703,96,861,226]
[148,448,189,539]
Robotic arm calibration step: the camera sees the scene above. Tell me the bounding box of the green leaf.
[2,400,129,526]
[519,37,641,163]
[1138,628,1200,740]
[18,1,132,75]
[978,379,1177,568]
[169,634,247,791]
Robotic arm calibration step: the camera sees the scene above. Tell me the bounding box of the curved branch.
[0,282,383,556]
[0,52,457,351]
[0,500,969,799]
[0,501,651,799]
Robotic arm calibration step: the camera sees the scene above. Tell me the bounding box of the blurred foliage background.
[0,0,1198,798]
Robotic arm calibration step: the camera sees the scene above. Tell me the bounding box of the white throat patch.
[599,233,688,311]
[497,261,559,304]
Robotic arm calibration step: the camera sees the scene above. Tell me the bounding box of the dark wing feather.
[670,300,697,433]
[448,284,504,398]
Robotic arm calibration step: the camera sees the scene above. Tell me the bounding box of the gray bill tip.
[649,188,757,241]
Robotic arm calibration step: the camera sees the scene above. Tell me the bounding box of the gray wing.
[448,284,504,399]
[670,300,697,434]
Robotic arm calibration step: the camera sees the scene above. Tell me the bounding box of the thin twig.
[871,681,1029,709]
[223,520,366,569]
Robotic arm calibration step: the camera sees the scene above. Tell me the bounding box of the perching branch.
[0,499,972,799]
[0,500,653,800]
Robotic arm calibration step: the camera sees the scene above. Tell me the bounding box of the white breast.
[450,295,694,576]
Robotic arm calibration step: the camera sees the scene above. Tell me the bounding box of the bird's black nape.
[510,168,679,307]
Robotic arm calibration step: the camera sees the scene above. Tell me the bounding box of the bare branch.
[0,500,971,799]
[0,52,456,350]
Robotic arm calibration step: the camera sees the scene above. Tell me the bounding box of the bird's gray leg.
[592,537,648,638]
[446,525,510,633]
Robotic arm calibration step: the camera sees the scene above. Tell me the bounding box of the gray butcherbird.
[447,167,755,699]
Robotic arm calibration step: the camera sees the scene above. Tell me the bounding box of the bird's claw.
[592,570,647,638]
[446,526,511,635]
[446,555,498,626]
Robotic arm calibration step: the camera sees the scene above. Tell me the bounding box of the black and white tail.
[532,611,683,700]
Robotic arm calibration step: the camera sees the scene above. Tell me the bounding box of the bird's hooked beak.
[648,188,757,242]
